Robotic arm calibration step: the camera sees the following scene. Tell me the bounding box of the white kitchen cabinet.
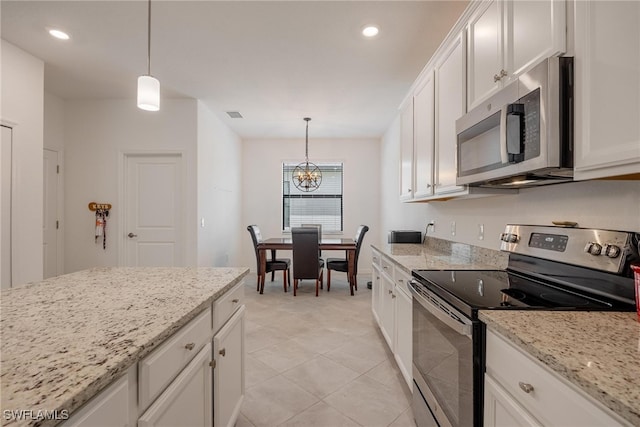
[399,99,414,201]
[485,328,629,427]
[467,0,566,110]
[212,305,245,427]
[393,270,413,389]
[61,368,136,427]
[379,266,395,350]
[573,0,640,180]
[371,250,413,390]
[412,71,436,199]
[434,31,466,196]
[138,343,213,427]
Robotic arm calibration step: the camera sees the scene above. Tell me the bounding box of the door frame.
[118,150,190,267]
[43,147,64,278]
[1,122,15,288]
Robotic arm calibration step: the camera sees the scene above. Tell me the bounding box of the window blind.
[283,163,343,232]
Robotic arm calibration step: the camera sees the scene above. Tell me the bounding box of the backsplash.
[424,236,509,269]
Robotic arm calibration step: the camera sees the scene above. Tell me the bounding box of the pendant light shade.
[137,0,160,111]
[292,118,322,192]
[137,75,160,111]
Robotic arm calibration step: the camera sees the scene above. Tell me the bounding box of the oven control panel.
[500,224,636,274]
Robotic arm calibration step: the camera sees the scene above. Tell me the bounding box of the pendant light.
[137,0,160,111]
[293,118,322,192]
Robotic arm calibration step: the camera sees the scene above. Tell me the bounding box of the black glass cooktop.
[411,269,634,319]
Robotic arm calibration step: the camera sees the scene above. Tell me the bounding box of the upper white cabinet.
[573,1,640,180]
[413,72,436,199]
[467,0,566,110]
[399,99,414,201]
[434,32,466,195]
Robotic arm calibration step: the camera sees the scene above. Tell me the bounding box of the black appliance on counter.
[388,230,422,244]
[408,224,639,427]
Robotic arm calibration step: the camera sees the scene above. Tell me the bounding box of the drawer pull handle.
[232,298,239,303]
[185,343,195,351]
[519,382,534,393]
[219,348,226,357]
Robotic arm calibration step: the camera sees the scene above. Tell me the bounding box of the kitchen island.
[0,267,249,427]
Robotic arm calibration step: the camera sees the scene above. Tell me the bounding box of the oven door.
[409,279,476,427]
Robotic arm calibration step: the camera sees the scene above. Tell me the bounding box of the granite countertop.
[480,310,640,426]
[0,267,249,427]
[372,239,508,273]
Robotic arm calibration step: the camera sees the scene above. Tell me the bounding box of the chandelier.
[293,118,322,192]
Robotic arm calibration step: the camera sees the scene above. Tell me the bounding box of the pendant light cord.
[304,117,311,162]
[147,0,151,76]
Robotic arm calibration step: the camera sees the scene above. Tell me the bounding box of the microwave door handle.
[499,106,509,164]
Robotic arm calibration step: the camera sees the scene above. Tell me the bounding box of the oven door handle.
[409,280,473,338]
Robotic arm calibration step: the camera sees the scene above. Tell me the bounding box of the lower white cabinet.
[212,305,245,427]
[138,343,213,427]
[371,250,413,389]
[484,328,628,427]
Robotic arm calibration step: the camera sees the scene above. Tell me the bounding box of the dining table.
[257,237,358,295]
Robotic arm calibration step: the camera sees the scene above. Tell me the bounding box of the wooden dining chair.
[291,227,324,296]
[326,225,369,293]
[247,225,291,293]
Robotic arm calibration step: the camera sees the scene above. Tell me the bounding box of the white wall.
[379,119,640,250]
[196,102,243,267]
[241,137,381,274]
[63,99,198,273]
[0,40,44,286]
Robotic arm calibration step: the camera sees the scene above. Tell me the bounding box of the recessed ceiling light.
[362,25,379,38]
[48,29,70,40]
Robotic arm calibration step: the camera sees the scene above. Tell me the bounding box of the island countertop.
[0,267,249,426]
[480,310,640,426]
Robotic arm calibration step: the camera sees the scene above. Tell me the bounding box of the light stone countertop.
[0,267,249,427]
[371,239,508,274]
[480,310,640,426]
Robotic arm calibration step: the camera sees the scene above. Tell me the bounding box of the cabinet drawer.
[395,268,411,293]
[139,307,212,411]
[380,256,394,277]
[213,281,244,332]
[371,249,381,268]
[485,329,626,426]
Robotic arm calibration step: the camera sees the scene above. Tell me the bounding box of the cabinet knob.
[209,360,216,369]
[388,290,393,295]
[219,348,226,357]
[494,73,501,82]
[392,294,396,299]
[500,69,508,77]
[184,343,195,351]
[127,232,138,238]
[232,298,239,303]
[518,382,534,393]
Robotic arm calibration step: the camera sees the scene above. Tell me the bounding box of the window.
[282,162,343,232]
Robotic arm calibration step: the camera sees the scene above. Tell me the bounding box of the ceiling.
[1,1,468,138]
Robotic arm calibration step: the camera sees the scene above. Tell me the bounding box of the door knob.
[127,232,137,238]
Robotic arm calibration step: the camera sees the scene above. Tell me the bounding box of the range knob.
[604,244,621,258]
[507,233,519,243]
[584,242,602,255]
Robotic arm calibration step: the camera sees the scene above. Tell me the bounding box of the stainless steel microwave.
[455,57,573,188]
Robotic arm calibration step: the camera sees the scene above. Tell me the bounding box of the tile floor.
[237,272,415,427]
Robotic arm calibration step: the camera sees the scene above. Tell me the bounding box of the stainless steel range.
[409,224,639,427]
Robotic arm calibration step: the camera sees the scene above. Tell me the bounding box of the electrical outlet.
[428,220,436,232]
[478,223,484,240]
[200,218,205,228]
[451,221,456,236]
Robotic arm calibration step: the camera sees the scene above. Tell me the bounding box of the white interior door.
[1,125,12,288]
[43,149,59,279]
[124,153,185,267]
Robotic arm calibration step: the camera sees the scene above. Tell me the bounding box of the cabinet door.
[371,264,382,324]
[394,282,412,389]
[574,1,640,180]
[413,71,435,199]
[484,375,542,427]
[399,99,414,200]
[379,271,395,350]
[467,0,502,110]
[213,305,245,427]
[138,343,213,427]
[435,32,466,195]
[62,374,130,427]
[505,0,565,80]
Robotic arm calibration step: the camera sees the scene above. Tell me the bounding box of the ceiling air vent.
[226,111,243,119]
